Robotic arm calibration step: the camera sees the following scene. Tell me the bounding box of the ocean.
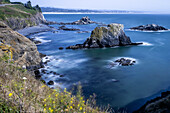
[29,14,170,112]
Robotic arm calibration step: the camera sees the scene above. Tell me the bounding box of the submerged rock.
[59,47,64,50]
[47,80,54,85]
[58,25,80,31]
[130,24,168,31]
[58,16,97,25]
[109,58,136,67]
[66,23,142,49]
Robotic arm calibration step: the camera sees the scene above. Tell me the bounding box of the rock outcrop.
[66,23,142,49]
[58,16,97,25]
[134,91,170,113]
[0,21,41,69]
[130,24,168,31]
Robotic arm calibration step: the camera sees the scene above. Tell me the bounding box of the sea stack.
[83,23,132,48]
[67,23,142,49]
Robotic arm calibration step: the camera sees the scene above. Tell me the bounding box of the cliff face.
[5,12,46,30]
[0,21,41,69]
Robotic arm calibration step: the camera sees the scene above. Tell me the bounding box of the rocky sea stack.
[130,24,168,31]
[67,23,142,49]
[59,16,97,25]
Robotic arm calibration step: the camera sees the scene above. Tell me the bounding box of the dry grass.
[0,58,110,113]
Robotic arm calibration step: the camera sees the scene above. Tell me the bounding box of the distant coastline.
[42,12,146,14]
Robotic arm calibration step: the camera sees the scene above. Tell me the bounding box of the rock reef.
[67,23,142,49]
[130,24,168,31]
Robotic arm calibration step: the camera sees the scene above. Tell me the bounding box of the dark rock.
[39,53,46,58]
[60,75,64,77]
[53,72,59,75]
[59,47,64,50]
[34,70,40,75]
[35,74,41,79]
[114,58,136,66]
[66,23,143,49]
[41,69,47,74]
[47,80,54,85]
[130,24,168,31]
[58,26,80,31]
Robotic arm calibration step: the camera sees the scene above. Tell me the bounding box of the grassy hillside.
[0,4,39,20]
[0,53,108,112]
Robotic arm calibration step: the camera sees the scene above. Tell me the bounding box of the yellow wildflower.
[44,104,46,107]
[42,85,46,88]
[79,107,82,111]
[50,109,53,112]
[53,101,55,104]
[9,93,12,97]
[44,108,46,111]
[70,101,73,103]
[70,106,73,109]
[49,107,51,110]
[44,99,46,102]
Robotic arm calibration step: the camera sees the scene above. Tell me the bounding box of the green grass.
[0,4,38,20]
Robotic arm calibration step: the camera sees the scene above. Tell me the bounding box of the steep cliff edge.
[0,21,41,69]
[0,4,47,30]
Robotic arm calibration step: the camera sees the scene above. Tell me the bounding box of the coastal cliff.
[0,21,41,69]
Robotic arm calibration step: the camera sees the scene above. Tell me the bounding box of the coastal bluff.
[0,21,41,69]
[67,23,142,49]
[0,3,47,30]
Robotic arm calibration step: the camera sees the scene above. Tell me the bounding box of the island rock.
[66,23,142,49]
[130,24,168,31]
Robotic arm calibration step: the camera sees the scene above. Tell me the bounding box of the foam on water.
[137,42,153,46]
[34,36,51,44]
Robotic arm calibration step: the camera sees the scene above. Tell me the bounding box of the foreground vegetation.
[0,49,109,112]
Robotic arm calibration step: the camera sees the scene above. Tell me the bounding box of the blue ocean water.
[30,14,170,112]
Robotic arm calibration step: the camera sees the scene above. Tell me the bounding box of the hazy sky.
[11,0,169,12]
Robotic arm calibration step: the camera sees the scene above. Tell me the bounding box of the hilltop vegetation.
[0,1,41,21]
[0,0,10,4]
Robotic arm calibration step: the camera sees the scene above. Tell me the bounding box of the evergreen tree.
[25,1,32,9]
